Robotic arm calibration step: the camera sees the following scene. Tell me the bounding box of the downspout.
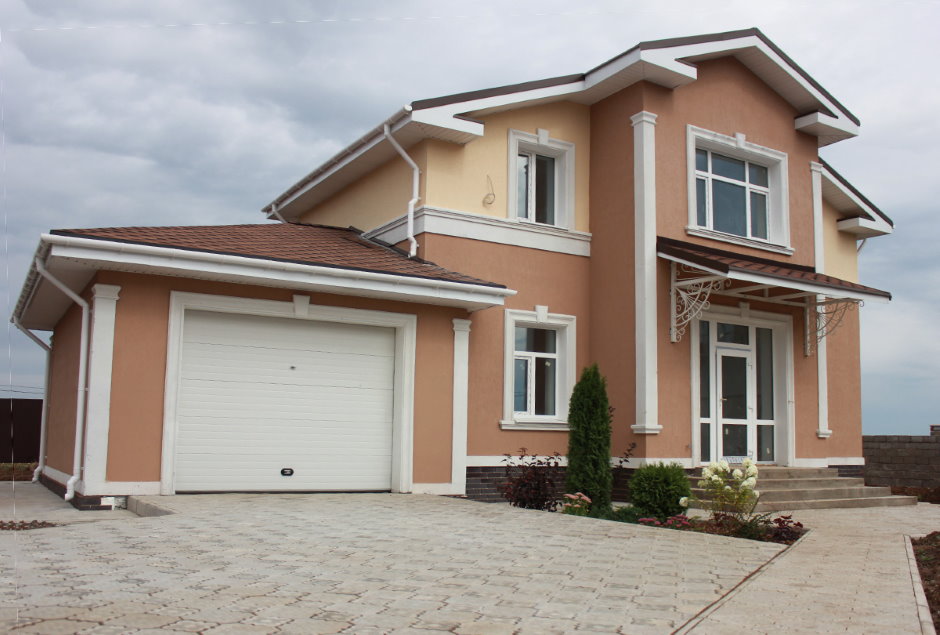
[383,122,420,258]
[11,316,51,482]
[33,257,89,501]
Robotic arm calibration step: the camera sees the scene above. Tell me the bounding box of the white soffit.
[820,167,893,237]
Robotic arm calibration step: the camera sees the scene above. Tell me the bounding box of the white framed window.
[501,307,576,430]
[686,125,791,254]
[508,129,575,230]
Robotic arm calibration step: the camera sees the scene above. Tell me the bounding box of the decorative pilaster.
[82,284,121,493]
[630,111,662,434]
[810,162,831,438]
[451,319,471,494]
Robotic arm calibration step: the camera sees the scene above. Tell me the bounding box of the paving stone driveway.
[2,492,783,634]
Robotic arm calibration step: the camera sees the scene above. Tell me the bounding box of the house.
[12,28,894,508]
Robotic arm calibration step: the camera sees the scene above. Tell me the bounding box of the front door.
[699,319,779,464]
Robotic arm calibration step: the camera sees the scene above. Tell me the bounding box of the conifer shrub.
[565,364,612,514]
[629,462,691,521]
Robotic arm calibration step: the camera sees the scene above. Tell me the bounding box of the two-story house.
[14,28,893,508]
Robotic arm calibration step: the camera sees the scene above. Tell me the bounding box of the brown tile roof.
[51,223,505,288]
[657,236,890,300]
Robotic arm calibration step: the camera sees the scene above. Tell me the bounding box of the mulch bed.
[0,520,56,531]
[912,531,940,628]
[0,463,37,481]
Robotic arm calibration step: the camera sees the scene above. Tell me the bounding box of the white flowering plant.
[682,458,762,523]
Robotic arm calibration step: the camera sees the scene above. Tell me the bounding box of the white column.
[82,283,121,493]
[810,162,831,439]
[630,111,662,434]
[451,318,471,494]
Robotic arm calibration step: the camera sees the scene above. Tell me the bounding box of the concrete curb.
[126,497,174,518]
[906,534,937,635]
[673,528,810,634]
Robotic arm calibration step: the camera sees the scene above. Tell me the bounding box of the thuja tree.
[566,364,612,514]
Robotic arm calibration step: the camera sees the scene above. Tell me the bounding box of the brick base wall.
[831,464,864,478]
[465,466,641,504]
[863,435,940,488]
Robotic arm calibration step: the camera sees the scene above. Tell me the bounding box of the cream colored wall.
[822,201,859,282]
[424,101,592,232]
[300,101,591,233]
[299,141,429,229]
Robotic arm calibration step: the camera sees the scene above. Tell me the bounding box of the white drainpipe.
[383,123,420,258]
[33,257,89,501]
[11,315,51,483]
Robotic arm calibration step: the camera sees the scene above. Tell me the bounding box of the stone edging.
[906,534,937,635]
[672,528,811,633]
[126,497,175,518]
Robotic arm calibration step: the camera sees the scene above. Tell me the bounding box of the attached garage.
[173,310,396,492]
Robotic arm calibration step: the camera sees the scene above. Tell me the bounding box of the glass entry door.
[699,320,777,464]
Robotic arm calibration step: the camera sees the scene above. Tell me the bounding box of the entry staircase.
[690,467,918,512]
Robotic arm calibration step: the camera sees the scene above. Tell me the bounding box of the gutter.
[10,315,51,483]
[41,233,514,301]
[32,257,89,501]
[383,123,420,258]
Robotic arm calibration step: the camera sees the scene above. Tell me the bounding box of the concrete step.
[755,495,918,512]
[756,477,864,489]
[691,484,891,502]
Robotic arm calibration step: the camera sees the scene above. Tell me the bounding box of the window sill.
[500,418,570,431]
[685,227,794,256]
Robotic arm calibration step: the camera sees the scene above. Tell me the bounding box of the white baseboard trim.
[83,481,162,496]
[790,457,865,468]
[411,482,464,495]
[41,465,73,487]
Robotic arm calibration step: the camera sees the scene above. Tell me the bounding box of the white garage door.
[174,310,396,492]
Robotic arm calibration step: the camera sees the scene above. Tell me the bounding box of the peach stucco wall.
[45,300,85,476]
[95,271,463,485]
[649,58,820,268]
[823,200,860,282]
[823,311,863,457]
[418,233,590,458]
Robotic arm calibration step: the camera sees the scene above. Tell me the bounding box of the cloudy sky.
[1,0,936,434]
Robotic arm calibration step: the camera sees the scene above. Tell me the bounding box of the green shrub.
[607,505,643,524]
[629,462,691,521]
[565,365,613,514]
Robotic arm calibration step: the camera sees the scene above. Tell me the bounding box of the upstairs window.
[508,129,574,229]
[687,126,791,254]
[695,149,770,240]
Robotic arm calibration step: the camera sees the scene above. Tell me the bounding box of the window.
[687,126,790,253]
[508,129,574,229]
[501,308,576,429]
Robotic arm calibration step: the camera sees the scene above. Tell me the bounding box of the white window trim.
[507,128,575,231]
[501,307,576,430]
[686,125,791,254]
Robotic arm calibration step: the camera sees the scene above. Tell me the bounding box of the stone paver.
[680,503,940,634]
[3,484,937,633]
[3,488,780,633]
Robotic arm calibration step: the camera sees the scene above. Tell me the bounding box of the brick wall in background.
[863,428,940,489]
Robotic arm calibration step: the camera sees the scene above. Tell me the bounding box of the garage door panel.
[175,310,396,492]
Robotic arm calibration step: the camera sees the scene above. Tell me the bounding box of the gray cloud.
[2,0,937,435]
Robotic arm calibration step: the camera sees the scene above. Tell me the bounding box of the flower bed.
[0,520,56,531]
[0,463,37,481]
[912,531,940,628]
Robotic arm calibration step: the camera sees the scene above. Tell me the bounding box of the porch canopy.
[656,237,891,355]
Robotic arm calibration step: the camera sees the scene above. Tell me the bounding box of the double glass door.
[699,320,776,464]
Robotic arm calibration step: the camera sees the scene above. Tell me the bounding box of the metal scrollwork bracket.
[803,297,863,356]
[670,262,727,342]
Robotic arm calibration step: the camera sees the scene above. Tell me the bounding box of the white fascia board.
[725,269,890,304]
[795,112,859,143]
[821,166,893,236]
[836,217,891,238]
[411,80,584,130]
[42,235,515,311]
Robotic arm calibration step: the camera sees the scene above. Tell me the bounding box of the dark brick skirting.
[466,465,637,504]
[863,434,940,488]
[39,472,113,511]
[831,464,864,478]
